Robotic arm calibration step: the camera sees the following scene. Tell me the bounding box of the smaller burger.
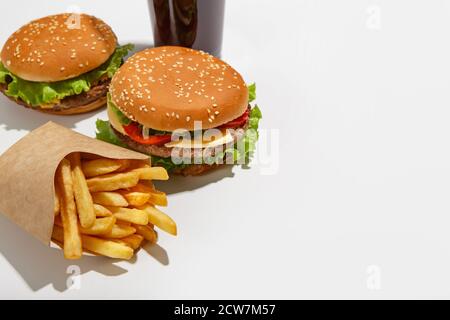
[0,13,132,114]
[97,46,262,175]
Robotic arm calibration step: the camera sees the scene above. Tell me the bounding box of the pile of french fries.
[52,152,176,260]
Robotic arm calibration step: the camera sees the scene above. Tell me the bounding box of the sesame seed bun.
[1,13,117,82]
[109,46,248,132]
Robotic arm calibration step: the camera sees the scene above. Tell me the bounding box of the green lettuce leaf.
[0,44,133,106]
[209,105,262,164]
[248,83,256,102]
[151,155,188,172]
[107,93,131,126]
[95,83,262,172]
[96,119,126,148]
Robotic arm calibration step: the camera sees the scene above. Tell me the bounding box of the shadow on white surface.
[0,96,101,132]
[143,243,169,266]
[155,165,235,194]
[0,214,130,292]
[132,41,154,53]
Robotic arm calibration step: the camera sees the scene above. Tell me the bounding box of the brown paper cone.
[0,121,149,245]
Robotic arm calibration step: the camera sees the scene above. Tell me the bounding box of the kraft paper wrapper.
[0,121,149,245]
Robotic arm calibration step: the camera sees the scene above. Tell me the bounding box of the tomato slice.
[123,107,250,145]
[220,108,250,129]
[123,123,172,145]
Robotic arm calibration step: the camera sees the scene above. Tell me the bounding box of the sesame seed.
[60,67,65,71]
[186,116,191,122]
[151,107,156,112]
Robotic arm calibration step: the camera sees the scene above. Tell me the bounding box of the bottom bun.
[38,97,107,115]
[172,163,224,176]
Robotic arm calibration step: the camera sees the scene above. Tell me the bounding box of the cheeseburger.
[0,13,132,114]
[97,46,262,175]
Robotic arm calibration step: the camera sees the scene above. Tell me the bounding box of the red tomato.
[123,123,172,145]
[220,108,250,129]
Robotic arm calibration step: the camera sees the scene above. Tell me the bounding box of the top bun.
[109,46,248,131]
[1,13,117,82]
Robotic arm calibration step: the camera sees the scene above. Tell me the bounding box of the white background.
[1,0,450,299]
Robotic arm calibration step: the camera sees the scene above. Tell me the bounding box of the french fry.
[81,158,123,178]
[108,207,149,225]
[54,187,60,216]
[79,216,116,235]
[134,224,158,243]
[118,189,151,207]
[133,182,168,206]
[55,159,82,259]
[127,160,150,169]
[56,215,115,235]
[53,225,133,259]
[101,224,136,239]
[116,220,132,227]
[92,192,128,207]
[87,171,140,192]
[53,153,175,260]
[52,224,65,241]
[81,235,134,259]
[54,215,63,227]
[137,204,177,236]
[131,167,169,181]
[148,189,168,207]
[68,153,95,228]
[129,182,153,193]
[114,159,132,172]
[115,234,144,250]
[93,204,112,217]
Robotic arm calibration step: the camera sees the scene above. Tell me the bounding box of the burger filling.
[0,44,133,109]
[96,84,262,173]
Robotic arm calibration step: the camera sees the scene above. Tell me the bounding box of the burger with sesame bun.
[96,46,262,176]
[0,13,133,115]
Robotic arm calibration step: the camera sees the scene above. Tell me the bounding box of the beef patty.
[111,120,249,176]
[111,121,248,159]
[0,78,110,111]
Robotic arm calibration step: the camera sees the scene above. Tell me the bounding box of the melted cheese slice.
[164,131,234,149]
[107,103,127,135]
[108,102,234,148]
[40,100,61,109]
